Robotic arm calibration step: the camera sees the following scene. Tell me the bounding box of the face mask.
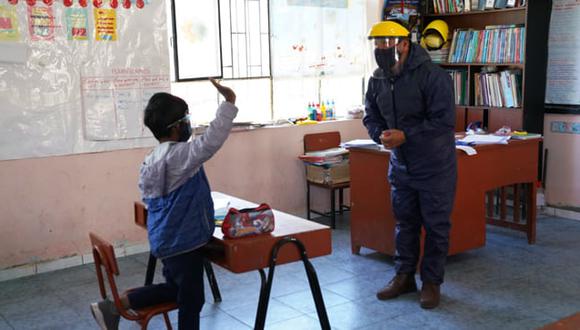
[178,122,192,142]
[374,46,399,74]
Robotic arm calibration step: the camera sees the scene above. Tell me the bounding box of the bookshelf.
[423,1,551,134]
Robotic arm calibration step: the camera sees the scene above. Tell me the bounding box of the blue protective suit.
[363,43,457,284]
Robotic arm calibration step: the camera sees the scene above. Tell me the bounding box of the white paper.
[456,145,478,155]
[341,139,380,149]
[459,134,511,145]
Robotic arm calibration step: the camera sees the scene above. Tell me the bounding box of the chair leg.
[306,182,311,220]
[144,253,157,285]
[339,188,344,214]
[203,258,222,303]
[163,312,172,330]
[330,188,336,229]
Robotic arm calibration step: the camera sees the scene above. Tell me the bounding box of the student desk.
[349,138,540,256]
[134,192,332,330]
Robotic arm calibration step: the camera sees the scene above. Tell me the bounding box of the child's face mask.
[178,121,192,142]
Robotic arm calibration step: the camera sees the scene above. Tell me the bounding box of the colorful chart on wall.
[0,0,170,160]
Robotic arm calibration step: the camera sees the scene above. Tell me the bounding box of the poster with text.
[65,8,88,41]
[27,6,55,41]
[545,0,580,105]
[94,8,116,41]
[0,5,20,41]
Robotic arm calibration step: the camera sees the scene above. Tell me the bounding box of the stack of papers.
[299,147,349,165]
[458,134,511,145]
[340,139,380,149]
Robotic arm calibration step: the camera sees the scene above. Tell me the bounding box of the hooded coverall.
[363,43,457,284]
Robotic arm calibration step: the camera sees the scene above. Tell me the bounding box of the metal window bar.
[221,0,271,80]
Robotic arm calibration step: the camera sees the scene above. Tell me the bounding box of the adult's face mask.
[374,46,400,74]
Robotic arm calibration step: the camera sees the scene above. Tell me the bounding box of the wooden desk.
[134,192,332,330]
[539,312,580,330]
[349,139,540,256]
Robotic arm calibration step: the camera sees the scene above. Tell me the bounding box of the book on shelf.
[494,0,507,9]
[447,25,525,64]
[485,0,495,9]
[473,68,521,108]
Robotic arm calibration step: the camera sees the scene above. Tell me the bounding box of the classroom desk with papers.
[134,192,332,330]
[349,138,541,256]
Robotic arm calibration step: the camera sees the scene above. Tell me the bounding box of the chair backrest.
[134,201,148,228]
[304,131,341,153]
[89,232,137,321]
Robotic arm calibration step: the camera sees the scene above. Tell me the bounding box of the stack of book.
[473,68,522,108]
[426,42,450,63]
[447,25,525,64]
[431,0,526,14]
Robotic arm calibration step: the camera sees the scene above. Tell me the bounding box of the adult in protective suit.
[363,20,457,309]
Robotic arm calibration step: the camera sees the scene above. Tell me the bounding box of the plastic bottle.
[330,100,336,119]
[307,103,315,120]
[320,101,327,121]
[325,101,333,120]
[315,103,321,121]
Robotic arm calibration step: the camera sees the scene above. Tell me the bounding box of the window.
[169,0,368,124]
[171,0,271,81]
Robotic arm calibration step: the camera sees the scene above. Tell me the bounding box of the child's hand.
[209,78,236,104]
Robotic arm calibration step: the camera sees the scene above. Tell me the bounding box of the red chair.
[89,232,177,329]
[304,131,350,229]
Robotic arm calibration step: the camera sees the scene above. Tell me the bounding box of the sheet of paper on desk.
[341,139,380,149]
[456,145,477,156]
[459,134,510,145]
[214,197,231,220]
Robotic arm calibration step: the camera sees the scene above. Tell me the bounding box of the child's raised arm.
[209,78,236,104]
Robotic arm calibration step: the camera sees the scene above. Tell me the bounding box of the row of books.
[447,69,468,105]
[431,0,526,14]
[448,26,525,64]
[473,69,522,108]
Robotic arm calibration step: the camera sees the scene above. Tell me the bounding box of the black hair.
[144,92,188,140]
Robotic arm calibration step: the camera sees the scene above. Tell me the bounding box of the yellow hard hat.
[368,21,410,39]
[420,20,449,50]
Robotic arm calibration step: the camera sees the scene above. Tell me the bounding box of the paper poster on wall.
[27,5,55,41]
[65,8,88,40]
[545,0,580,106]
[94,8,116,41]
[81,68,169,140]
[0,5,20,41]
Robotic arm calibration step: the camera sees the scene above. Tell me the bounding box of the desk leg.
[307,182,312,220]
[144,253,157,285]
[254,237,331,330]
[527,182,537,244]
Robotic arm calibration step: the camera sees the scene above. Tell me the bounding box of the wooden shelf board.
[425,7,526,17]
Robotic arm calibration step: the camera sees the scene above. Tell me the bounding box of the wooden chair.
[89,232,177,329]
[304,131,350,229]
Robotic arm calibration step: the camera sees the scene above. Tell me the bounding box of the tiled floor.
[1,213,580,329]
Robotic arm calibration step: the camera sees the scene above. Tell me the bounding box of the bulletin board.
[545,0,580,114]
[0,0,170,161]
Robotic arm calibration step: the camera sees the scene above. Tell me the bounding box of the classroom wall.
[0,120,367,272]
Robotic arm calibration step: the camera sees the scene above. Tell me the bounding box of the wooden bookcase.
[423,2,551,134]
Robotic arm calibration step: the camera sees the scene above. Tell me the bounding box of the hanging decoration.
[13,0,147,9]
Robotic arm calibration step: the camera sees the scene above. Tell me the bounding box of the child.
[91,78,237,330]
